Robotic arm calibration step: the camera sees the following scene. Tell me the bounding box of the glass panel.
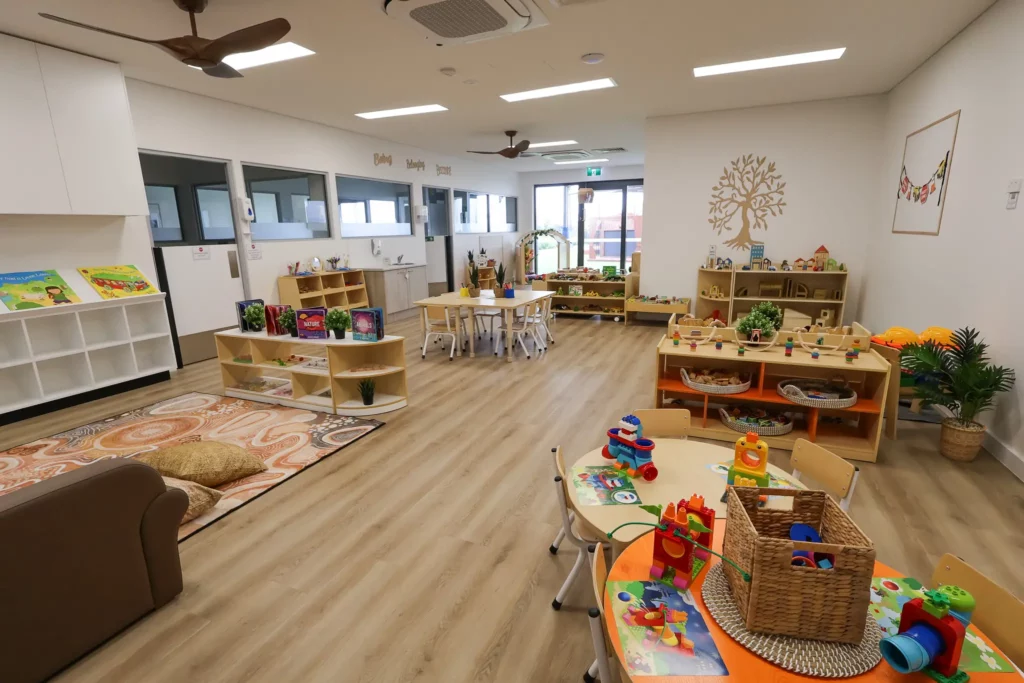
[534,184,579,268]
[487,195,516,233]
[195,186,235,241]
[424,187,450,237]
[454,190,488,233]
[144,185,182,242]
[336,176,412,237]
[243,165,330,240]
[582,189,624,270]
[626,184,644,264]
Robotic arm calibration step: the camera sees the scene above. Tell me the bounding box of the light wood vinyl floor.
[2,317,1021,683]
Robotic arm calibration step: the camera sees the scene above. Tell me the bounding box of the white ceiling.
[1,0,997,171]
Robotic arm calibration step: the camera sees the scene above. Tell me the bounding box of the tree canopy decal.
[709,155,786,251]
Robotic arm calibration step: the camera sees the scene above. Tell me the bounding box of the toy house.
[813,245,830,271]
[651,494,716,590]
[794,257,808,271]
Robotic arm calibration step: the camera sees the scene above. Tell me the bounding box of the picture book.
[609,580,728,677]
[265,304,291,336]
[235,299,265,332]
[571,466,642,506]
[351,307,384,342]
[77,266,158,299]
[0,270,81,311]
[297,307,328,339]
[869,577,1013,673]
[568,284,583,296]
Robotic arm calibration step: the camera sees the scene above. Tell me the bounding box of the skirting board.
[0,371,171,427]
[984,432,1024,484]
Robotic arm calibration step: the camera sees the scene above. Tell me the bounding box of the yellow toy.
[728,431,770,488]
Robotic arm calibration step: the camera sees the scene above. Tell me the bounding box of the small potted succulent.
[736,301,782,342]
[278,307,298,337]
[901,328,1015,462]
[243,303,265,333]
[358,378,375,406]
[325,308,351,339]
[468,262,481,297]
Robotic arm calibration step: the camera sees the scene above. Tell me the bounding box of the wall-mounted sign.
[374,153,393,167]
[406,159,425,171]
[586,167,603,177]
[192,246,211,261]
[436,164,452,177]
[247,243,262,261]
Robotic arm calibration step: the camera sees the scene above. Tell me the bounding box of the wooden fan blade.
[467,150,502,155]
[202,62,243,78]
[38,13,160,44]
[514,140,531,153]
[198,18,291,64]
[499,148,521,159]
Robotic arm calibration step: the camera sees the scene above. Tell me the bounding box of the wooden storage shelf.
[551,295,625,301]
[696,265,849,326]
[536,274,634,324]
[624,297,692,325]
[215,329,408,417]
[278,270,368,312]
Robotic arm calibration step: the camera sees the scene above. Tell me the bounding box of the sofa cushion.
[136,442,266,488]
[162,476,222,523]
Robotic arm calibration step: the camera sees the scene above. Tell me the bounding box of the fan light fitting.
[694,48,846,78]
[356,104,449,119]
[188,41,313,71]
[500,78,616,102]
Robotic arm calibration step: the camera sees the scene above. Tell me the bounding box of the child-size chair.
[549,446,600,611]
[630,408,691,439]
[789,438,859,511]
[496,301,541,358]
[585,542,627,683]
[420,305,458,361]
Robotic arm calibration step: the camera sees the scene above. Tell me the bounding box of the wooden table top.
[570,439,806,542]
[605,529,1019,683]
[414,289,553,310]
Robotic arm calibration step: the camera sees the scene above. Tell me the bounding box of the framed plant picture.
[568,285,583,296]
[892,110,960,236]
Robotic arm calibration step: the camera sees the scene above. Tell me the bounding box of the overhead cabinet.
[0,34,147,216]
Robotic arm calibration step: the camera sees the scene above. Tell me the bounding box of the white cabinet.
[383,269,411,314]
[0,35,70,214]
[0,35,147,217]
[365,266,429,320]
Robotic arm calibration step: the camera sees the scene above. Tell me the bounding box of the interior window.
[195,186,235,241]
[336,176,412,237]
[138,153,234,245]
[242,164,330,240]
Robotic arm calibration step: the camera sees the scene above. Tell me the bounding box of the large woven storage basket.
[722,487,875,644]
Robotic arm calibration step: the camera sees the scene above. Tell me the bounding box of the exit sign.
[586,167,603,177]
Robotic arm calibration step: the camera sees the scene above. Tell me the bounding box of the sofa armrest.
[142,487,189,607]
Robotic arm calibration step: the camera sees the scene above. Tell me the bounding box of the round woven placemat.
[701,563,882,678]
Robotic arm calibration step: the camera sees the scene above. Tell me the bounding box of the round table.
[604,528,1018,683]
[570,439,805,543]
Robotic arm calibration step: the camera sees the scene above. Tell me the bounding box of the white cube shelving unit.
[0,293,176,416]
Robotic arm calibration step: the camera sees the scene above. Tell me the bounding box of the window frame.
[138,150,237,247]
[335,173,414,239]
[453,189,519,234]
[144,183,184,244]
[241,162,333,241]
[192,182,237,243]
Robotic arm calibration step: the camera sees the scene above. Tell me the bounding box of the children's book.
[609,580,728,676]
[0,270,81,311]
[77,266,158,299]
[351,307,384,342]
[571,466,642,506]
[296,307,328,339]
[265,305,291,336]
[235,299,265,332]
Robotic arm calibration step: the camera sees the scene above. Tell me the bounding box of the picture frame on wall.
[892,110,960,236]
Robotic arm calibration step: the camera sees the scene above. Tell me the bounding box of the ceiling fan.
[39,0,291,79]
[467,131,536,159]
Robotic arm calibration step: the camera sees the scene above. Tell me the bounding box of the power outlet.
[1008,179,1021,210]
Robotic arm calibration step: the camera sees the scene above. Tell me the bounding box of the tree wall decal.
[709,155,786,251]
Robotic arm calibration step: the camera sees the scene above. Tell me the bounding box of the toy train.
[602,414,658,481]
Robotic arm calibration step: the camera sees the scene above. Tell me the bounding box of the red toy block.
[898,598,966,678]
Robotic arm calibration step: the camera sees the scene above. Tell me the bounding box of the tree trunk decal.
[709,155,786,251]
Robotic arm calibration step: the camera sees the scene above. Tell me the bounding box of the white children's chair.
[585,543,627,683]
[496,301,540,359]
[549,446,600,611]
[630,408,691,439]
[789,438,860,511]
[420,305,458,361]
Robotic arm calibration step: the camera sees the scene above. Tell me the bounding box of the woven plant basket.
[939,419,986,462]
[719,408,794,436]
[681,368,751,395]
[722,487,875,644]
[777,379,858,409]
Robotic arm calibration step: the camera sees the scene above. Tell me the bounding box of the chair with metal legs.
[549,446,599,611]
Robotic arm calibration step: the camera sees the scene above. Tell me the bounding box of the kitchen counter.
[357,264,426,272]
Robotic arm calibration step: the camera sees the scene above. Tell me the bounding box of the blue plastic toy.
[602,415,658,481]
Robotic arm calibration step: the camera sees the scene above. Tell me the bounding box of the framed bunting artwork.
[892,110,960,236]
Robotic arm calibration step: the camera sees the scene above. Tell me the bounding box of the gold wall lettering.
[436,164,452,177]
[709,154,786,251]
[406,159,426,171]
[374,153,393,167]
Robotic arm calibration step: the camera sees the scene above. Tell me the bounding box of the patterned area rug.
[0,393,382,540]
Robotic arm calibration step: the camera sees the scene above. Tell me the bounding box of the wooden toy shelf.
[534,277,634,322]
[696,266,849,326]
[277,270,368,311]
[215,329,408,417]
[625,298,692,325]
[653,327,889,462]
[466,264,497,291]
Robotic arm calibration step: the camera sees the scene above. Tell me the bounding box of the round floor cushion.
[136,441,267,488]
[162,476,223,523]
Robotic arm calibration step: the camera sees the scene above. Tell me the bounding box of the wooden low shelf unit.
[466,264,497,292]
[215,329,408,417]
[535,276,634,322]
[696,265,849,327]
[654,322,888,462]
[625,297,691,325]
[277,270,368,311]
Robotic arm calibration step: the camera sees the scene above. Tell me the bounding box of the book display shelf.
[215,329,408,417]
[277,270,368,311]
[0,294,175,416]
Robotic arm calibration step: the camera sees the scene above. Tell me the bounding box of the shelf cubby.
[0,363,42,410]
[79,306,130,347]
[126,301,170,338]
[0,320,31,367]
[26,315,84,358]
[88,343,138,384]
[278,270,369,314]
[132,335,175,373]
[37,352,92,397]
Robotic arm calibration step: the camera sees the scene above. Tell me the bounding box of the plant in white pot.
[735,301,782,342]
[901,327,1015,462]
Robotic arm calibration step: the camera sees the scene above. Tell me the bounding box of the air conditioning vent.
[383,0,549,45]
[591,147,627,154]
[541,150,591,162]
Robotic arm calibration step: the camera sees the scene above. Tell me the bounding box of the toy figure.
[737,346,745,356]
[728,432,770,489]
[880,586,974,683]
[811,350,820,360]
[785,337,794,357]
[602,415,658,481]
[689,341,697,352]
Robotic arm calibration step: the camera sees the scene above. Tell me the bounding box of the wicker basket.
[777,379,858,409]
[722,487,875,644]
[681,368,751,395]
[939,419,986,462]
[719,408,794,436]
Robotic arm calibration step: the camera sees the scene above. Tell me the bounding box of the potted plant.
[278,307,298,337]
[468,262,480,297]
[325,308,351,339]
[358,378,375,406]
[736,301,782,341]
[494,262,506,295]
[901,328,1016,462]
[243,303,265,332]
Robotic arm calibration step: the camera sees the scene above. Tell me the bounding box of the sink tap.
[397,254,404,264]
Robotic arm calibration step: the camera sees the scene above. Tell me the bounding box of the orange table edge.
[603,524,1018,683]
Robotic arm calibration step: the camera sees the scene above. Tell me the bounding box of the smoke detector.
[440,67,457,77]
[581,53,605,65]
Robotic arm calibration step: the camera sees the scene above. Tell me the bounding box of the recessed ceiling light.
[554,158,609,165]
[530,140,579,149]
[355,104,449,120]
[581,53,605,65]
[221,42,315,70]
[693,48,846,78]
[500,78,616,102]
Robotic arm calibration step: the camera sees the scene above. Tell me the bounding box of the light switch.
[1009,179,1023,193]
[1008,179,1021,210]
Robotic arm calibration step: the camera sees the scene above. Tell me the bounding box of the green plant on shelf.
[326,308,350,331]
[494,262,506,289]
[243,303,265,331]
[278,307,297,333]
[358,378,376,406]
[736,301,782,338]
[469,262,480,288]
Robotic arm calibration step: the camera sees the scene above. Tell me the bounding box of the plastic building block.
[728,432,770,488]
[602,415,658,481]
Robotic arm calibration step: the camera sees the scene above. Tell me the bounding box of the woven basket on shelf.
[680,368,751,395]
[718,408,794,436]
[722,487,875,644]
[777,378,858,409]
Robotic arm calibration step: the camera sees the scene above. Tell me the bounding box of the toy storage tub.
[680,368,751,395]
[722,487,875,644]
[777,378,858,409]
[718,408,794,436]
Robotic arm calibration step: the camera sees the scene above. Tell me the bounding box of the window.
[534,184,579,267]
[454,191,517,233]
[242,165,330,240]
[139,153,235,245]
[488,195,517,233]
[336,176,412,237]
[423,187,451,237]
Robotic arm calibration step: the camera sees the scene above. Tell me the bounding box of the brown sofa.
[0,459,188,683]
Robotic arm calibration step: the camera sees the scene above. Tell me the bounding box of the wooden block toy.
[728,431,771,489]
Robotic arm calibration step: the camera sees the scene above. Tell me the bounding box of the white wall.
[126,80,519,304]
[642,98,884,314]
[517,164,645,234]
[860,0,1024,478]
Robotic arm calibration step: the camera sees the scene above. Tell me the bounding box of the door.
[423,186,454,295]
